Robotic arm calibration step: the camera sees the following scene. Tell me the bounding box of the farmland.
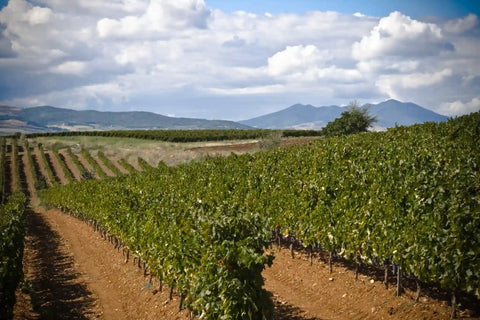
[1,118,479,319]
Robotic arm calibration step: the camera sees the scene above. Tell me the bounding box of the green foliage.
[137,157,153,171]
[0,192,27,320]
[27,128,321,142]
[24,139,48,190]
[0,138,6,203]
[40,111,480,317]
[98,151,123,176]
[322,101,377,137]
[81,149,107,179]
[118,158,136,174]
[52,148,74,183]
[38,144,57,186]
[11,139,20,193]
[41,166,275,318]
[65,147,87,181]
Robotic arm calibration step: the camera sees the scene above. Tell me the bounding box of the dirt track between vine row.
[14,142,480,320]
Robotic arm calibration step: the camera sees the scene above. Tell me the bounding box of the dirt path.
[263,247,472,320]
[20,209,104,319]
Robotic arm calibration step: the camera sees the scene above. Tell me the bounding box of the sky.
[0,0,479,121]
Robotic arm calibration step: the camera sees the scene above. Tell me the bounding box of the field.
[0,122,479,319]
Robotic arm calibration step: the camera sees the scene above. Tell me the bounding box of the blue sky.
[206,0,480,18]
[0,0,479,120]
[1,0,479,17]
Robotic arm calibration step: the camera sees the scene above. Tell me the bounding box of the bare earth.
[14,140,480,320]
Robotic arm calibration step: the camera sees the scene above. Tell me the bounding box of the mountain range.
[240,99,448,129]
[0,105,251,134]
[0,99,448,134]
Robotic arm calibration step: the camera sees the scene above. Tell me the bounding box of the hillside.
[0,105,251,134]
[241,99,448,129]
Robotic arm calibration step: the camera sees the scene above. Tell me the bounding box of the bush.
[258,131,282,150]
[322,101,376,137]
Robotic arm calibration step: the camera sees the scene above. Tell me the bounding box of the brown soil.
[263,247,478,320]
[45,150,69,185]
[186,137,319,154]
[93,156,115,177]
[58,149,82,181]
[110,158,129,175]
[32,149,54,187]
[12,140,480,320]
[32,149,52,186]
[76,152,100,179]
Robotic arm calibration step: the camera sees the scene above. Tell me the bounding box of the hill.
[240,99,448,129]
[0,105,251,134]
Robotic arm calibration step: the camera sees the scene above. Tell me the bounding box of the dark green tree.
[322,101,377,137]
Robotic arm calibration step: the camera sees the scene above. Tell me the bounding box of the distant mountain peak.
[240,100,447,129]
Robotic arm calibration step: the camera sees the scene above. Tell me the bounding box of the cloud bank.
[0,0,479,120]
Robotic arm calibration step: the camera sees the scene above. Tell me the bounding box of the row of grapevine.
[11,139,20,193]
[24,141,48,190]
[137,157,154,171]
[0,192,27,320]
[97,151,123,176]
[38,144,57,186]
[118,158,136,174]
[52,148,74,183]
[40,112,479,318]
[0,138,5,203]
[26,129,321,143]
[40,167,274,318]
[65,147,88,179]
[81,149,107,179]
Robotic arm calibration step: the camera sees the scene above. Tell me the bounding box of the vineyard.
[0,114,479,319]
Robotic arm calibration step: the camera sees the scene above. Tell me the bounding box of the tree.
[322,101,377,137]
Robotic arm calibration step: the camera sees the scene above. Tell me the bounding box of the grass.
[31,136,262,167]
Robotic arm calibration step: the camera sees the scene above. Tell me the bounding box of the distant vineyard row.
[41,112,480,318]
[25,128,321,142]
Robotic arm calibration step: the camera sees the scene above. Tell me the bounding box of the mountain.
[366,100,448,128]
[240,99,448,129]
[0,105,251,134]
[241,104,342,129]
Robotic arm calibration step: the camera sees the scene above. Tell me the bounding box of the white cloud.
[97,0,210,39]
[444,14,478,34]
[206,84,285,95]
[376,69,452,98]
[51,61,87,75]
[267,45,362,83]
[267,45,328,76]
[439,96,480,116]
[353,11,449,60]
[26,6,53,25]
[0,1,479,120]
